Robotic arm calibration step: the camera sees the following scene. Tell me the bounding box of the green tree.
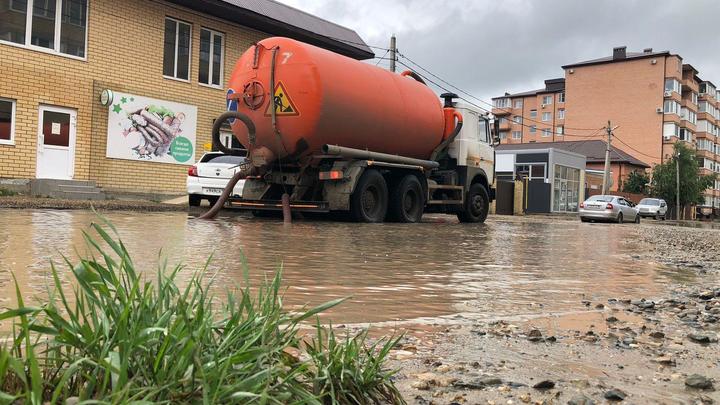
[622,170,650,194]
[651,142,716,219]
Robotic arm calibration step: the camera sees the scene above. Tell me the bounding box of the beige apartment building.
[492,46,720,212]
[0,0,372,196]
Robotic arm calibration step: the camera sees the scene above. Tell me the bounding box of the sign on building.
[106,92,197,165]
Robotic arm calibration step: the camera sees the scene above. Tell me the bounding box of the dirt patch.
[0,196,187,211]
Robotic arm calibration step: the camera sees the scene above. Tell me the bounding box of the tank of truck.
[227,37,446,164]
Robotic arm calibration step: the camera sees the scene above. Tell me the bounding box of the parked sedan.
[187,152,248,206]
[636,198,667,220]
[579,195,640,224]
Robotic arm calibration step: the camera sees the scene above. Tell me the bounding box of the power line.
[611,133,662,161]
[374,49,390,66]
[396,52,601,132]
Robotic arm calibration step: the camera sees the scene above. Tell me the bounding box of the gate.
[495,180,514,215]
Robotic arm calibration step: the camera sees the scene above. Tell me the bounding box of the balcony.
[696,149,716,160]
[697,112,718,124]
[492,107,512,116]
[681,78,699,93]
[696,131,717,143]
[681,98,699,112]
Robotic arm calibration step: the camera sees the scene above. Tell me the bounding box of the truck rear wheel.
[388,174,425,223]
[350,169,388,223]
[457,183,489,223]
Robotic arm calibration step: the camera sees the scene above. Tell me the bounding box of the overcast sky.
[278,0,720,105]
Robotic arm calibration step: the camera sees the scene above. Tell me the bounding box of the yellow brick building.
[0,0,372,195]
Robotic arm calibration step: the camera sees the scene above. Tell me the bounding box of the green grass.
[0,217,404,404]
[0,188,17,197]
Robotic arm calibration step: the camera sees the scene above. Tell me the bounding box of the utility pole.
[676,149,681,220]
[601,120,612,195]
[389,34,397,73]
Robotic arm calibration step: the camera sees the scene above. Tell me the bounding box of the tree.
[651,142,716,219]
[622,170,650,194]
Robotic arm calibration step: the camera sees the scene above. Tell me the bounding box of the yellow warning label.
[264,81,299,116]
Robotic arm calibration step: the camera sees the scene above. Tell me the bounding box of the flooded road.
[0,209,713,326]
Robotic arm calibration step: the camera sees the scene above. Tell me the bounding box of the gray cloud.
[278,0,719,106]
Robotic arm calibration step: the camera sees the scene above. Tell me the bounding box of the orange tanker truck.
[210,37,496,223]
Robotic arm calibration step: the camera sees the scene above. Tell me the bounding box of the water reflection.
[0,209,712,326]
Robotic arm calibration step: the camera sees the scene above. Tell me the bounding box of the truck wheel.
[189,195,201,207]
[457,183,489,223]
[350,169,388,223]
[388,174,425,223]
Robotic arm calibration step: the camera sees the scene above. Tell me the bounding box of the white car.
[579,195,640,224]
[636,198,668,220]
[187,152,248,206]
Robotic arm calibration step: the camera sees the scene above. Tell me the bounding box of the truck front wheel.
[457,183,489,223]
[388,174,425,223]
[350,169,388,223]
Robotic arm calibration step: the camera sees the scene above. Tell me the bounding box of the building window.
[541,112,551,121]
[499,117,508,125]
[199,28,224,87]
[529,125,536,133]
[514,99,522,109]
[681,108,697,124]
[0,0,88,58]
[512,115,522,124]
[556,126,564,136]
[553,165,580,212]
[664,78,681,94]
[663,100,680,115]
[678,128,692,142]
[494,98,510,108]
[0,98,16,145]
[516,163,546,180]
[663,122,679,139]
[558,92,565,103]
[499,131,508,140]
[557,109,565,119]
[691,92,699,105]
[164,17,192,81]
[542,95,552,105]
[700,82,717,96]
[512,131,521,139]
[541,128,551,137]
[529,109,537,118]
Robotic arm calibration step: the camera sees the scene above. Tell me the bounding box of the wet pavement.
[0,209,714,325]
[2,209,719,403]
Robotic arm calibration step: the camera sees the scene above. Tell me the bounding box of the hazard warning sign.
[265,82,299,116]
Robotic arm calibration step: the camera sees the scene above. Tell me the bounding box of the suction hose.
[198,111,256,220]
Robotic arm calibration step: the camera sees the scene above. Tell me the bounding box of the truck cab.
[449,102,495,190]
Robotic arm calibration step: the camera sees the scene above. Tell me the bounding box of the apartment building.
[0,0,372,195]
[492,78,566,144]
[492,46,720,212]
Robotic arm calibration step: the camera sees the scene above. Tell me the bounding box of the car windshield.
[200,154,247,164]
[587,195,614,202]
[639,199,660,206]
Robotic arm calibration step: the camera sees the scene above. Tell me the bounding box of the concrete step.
[31,179,106,200]
[52,190,106,201]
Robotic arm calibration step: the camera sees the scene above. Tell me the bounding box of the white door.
[36,105,76,180]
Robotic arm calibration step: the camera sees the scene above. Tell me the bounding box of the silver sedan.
[579,195,640,224]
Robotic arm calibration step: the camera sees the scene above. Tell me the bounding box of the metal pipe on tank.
[322,145,439,169]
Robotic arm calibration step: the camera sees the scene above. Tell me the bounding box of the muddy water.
[0,209,710,326]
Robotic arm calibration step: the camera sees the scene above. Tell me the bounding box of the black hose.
[430,121,463,162]
[212,111,256,155]
[403,71,427,85]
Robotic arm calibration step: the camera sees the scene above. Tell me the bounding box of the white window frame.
[0,98,17,146]
[512,115,522,124]
[558,92,565,103]
[529,125,536,133]
[164,17,192,82]
[513,99,522,109]
[541,128,551,137]
[511,131,521,139]
[557,109,565,119]
[542,95,553,105]
[541,112,551,122]
[0,0,89,61]
[529,109,537,118]
[556,126,564,136]
[198,27,225,88]
[494,98,510,109]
